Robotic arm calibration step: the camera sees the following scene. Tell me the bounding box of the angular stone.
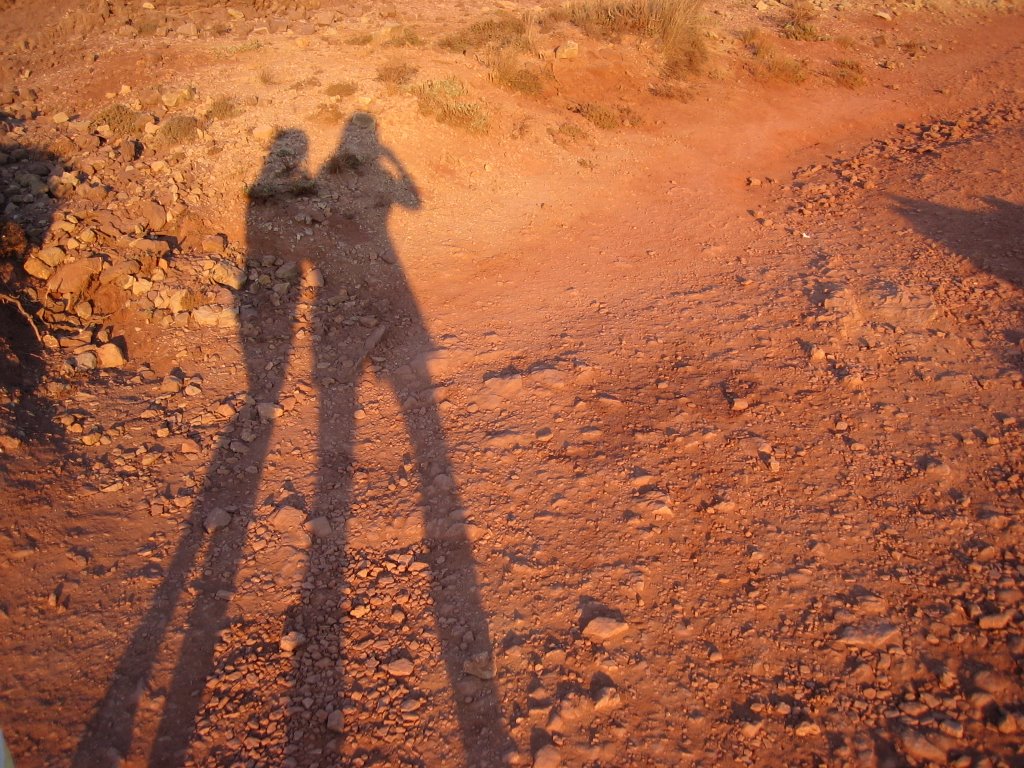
[210,260,246,290]
[95,342,126,368]
[837,623,900,650]
[583,616,629,642]
[204,508,231,533]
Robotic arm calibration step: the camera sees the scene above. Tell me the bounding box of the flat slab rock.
[583,616,630,642]
[837,622,901,650]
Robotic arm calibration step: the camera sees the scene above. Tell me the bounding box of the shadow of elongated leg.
[70,503,216,767]
[71,390,282,768]
[147,323,297,764]
[281,368,355,759]
[398,375,512,765]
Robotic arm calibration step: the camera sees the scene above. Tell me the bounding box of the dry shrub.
[206,96,239,120]
[384,26,423,47]
[554,0,707,77]
[781,0,824,41]
[741,28,807,84]
[325,81,358,98]
[548,120,590,146]
[311,103,345,124]
[415,78,489,133]
[649,81,694,101]
[346,33,374,46]
[830,59,865,88]
[569,102,642,130]
[377,63,419,87]
[441,11,529,53]
[90,104,140,138]
[156,114,199,146]
[489,53,549,96]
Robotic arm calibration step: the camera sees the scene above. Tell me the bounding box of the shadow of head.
[889,194,1024,286]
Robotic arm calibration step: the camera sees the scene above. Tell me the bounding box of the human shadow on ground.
[74,114,511,767]
[891,195,1024,287]
[891,194,1024,353]
[0,135,67,452]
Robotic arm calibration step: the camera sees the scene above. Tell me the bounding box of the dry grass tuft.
[90,104,141,138]
[441,12,530,53]
[781,1,824,41]
[384,26,424,47]
[569,102,643,130]
[415,78,489,133]
[489,53,549,96]
[345,33,374,46]
[206,96,239,121]
[548,120,590,146]
[554,0,707,78]
[648,81,695,101]
[377,62,420,87]
[830,59,866,88]
[740,28,807,83]
[311,103,345,124]
[325,81,358,98]
[156,114,199,146]
[259,69,277,86]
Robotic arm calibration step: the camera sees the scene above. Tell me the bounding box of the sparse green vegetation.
[325,81,358,98]
[830,59,866,88]
[415,78,489,133]
[440,12,530,53]
[156,114,199,146]
[90,104,141,138]
[377,62,420,87]
[741,28,807,83]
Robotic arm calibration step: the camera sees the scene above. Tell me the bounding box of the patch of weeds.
[325,81,358,98]
[311,103,345,124]
[415,78,489,133]
[740,28,806,83]
[830,59,865,88]
[550,121,589,142]
[489,53,548,96]
[377,62,419,87]
[290,76,322,91]
[649,81,694,101]
[324,151,363,174]
[226,40,263,55]
[569,102,642,130]
[345,33,374,46]
[90,104,141,138]
[259,69,277,86]
[440,11,529,53]
[556,0,707,78]
[383,26,424,47]
[206,96,239,121]
[781,1,825,41]
[156,114,199,147]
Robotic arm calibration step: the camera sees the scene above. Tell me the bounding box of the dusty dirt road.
[1,1,1023,766]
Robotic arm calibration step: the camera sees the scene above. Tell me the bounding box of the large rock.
[47,256,103,296]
